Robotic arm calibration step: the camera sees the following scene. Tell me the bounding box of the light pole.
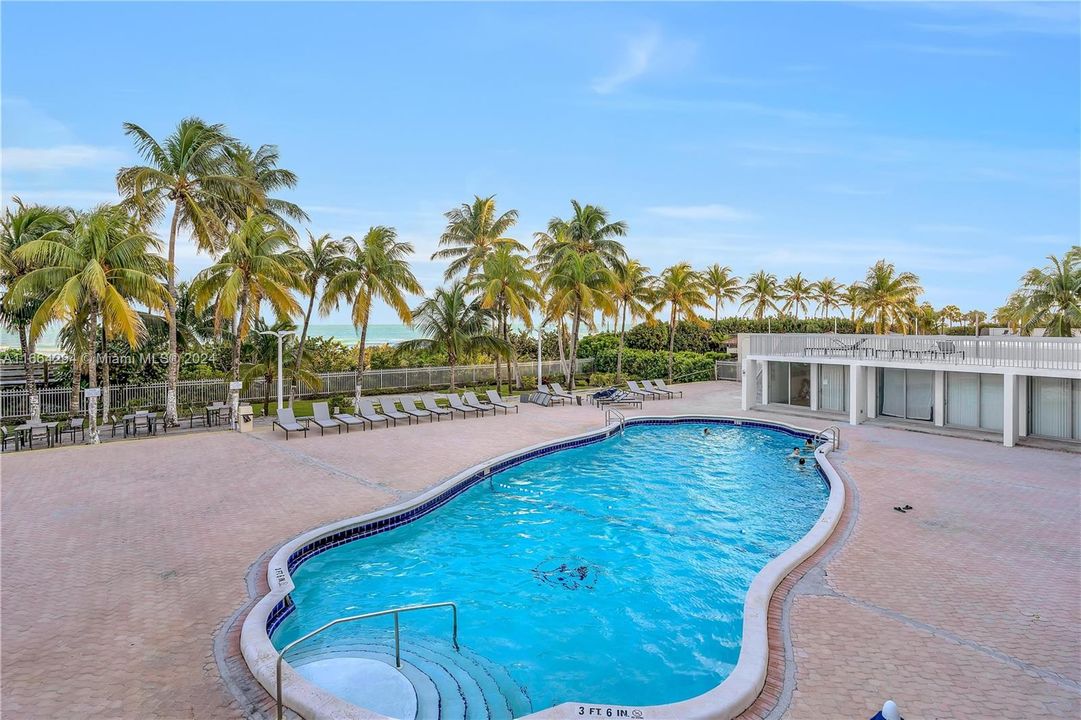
[259,330,295,413]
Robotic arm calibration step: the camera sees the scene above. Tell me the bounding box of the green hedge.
[589,347,728,380]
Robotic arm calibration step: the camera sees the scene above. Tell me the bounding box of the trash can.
[238,405,255,433]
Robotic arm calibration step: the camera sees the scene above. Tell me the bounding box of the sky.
[2,1,1079,324]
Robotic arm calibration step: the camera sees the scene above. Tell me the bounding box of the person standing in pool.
[789,447,801,459]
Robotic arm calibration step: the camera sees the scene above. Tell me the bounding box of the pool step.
[288,632,531,720]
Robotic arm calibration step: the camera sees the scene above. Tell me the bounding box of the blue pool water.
[273,423,828,715]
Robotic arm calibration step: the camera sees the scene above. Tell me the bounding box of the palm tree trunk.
[230,287,250,426]
[714,298,719,321]
[617,302,627,381]
[86,308,100,444]
[353,317,369,413]
[164,202,181,426]
[569,302,582,390]
[69,355,81,416]
[557,318,567,383]
[494,314,502,396]
[449,354,457,390]
[668,309,677,382]
[295,290,316,376]
[101,324,110,425]
[19,325,40,423]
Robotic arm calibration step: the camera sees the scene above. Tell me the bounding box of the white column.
[810,363,820,412]
[741,358,756,410]
[865,366,877,419]
[933,370,946,427]
[1017,375,1028,437]
[849,364,866,426]
[1003,373,1019,447]
[761,360,770,405]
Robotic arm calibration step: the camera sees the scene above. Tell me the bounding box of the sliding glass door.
[879,368,934,422]
[1028,377,1079,441]
[818,365,848,413]
[946,372,1003,431]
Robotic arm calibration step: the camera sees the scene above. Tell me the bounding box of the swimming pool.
[263,420,833,719]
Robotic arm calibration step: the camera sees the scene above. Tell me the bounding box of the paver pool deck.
[2,381,1078,719]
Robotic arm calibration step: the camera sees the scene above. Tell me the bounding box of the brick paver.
[1,383,1078,719]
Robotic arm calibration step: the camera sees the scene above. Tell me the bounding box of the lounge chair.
[420,395,453,420]
[485,390,519,414]
[549,383,577,403]
[652,378,683,398]
[378,397,415,425]
[538,384,566,405]
[935,340,965,360]
[630,380,664,399]
[333,412,366,432]
[396,396,433,423]
[593,388,643,408]
[461,392,496,415]
[624,381,655,400]
[356,398,392,428]
[831,337,867,357]
[642,379,673,399]
[527,391,553,407]
[272,408,308,439]
[446,393,481,417]
[589,387,618,405]
[310,402,343,435]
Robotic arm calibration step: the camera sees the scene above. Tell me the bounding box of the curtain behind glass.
[1073,380,1081,440]
[819,364,848,412]
[946,372,979,427]
[768,362,790,404]
[906,370,934,421]
[979,374,1004,431]
[1029,377,1070,439]
[880,368,906,417]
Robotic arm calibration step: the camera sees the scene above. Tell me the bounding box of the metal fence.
[742,333,1081,372]
[0,359,592,419]
[714,360,740,381]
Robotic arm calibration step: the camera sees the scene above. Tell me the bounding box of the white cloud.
[646,204,754,221]
[2,189,120,206]
[913,223,983,234]
[592,30,662,95]
[2,145,126,172]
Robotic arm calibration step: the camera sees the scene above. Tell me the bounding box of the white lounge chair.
[420,395,453,420]
[357,399,392,428]
[485,390,519,414]
[273,408,308,439]
[333,412,366,432]
[377,397,414,425]
[463,392,496,414]
[625,381,657,400]
[652,378,683,398]
[538,384,566,405]
[447,394,482,417]
[396,396,433,423]
[642,379,673,399]
[549,382,577,403]
[311,402,343,435]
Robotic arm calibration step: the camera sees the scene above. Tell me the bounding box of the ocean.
[0,324,421,352]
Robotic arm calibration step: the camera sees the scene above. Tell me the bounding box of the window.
[1028,377,1079,441]
[818,365,848,413]
[946,372,1003,431]
[880,368,933,422]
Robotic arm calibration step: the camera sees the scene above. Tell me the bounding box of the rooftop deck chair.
[311,402,343,435]
[420,395,453,420]
[935,340,966,360]
[624,381,657,400]
[642,379,674,399]
[538,384,566,405]
[356,398,393,428]
[462,391,496,414]
[62,416,86,443]
[446,393,482,417]
[831,337,867,357]
[549,383,577,403]
[485,389,519,414]
[396,396,433,423]
[272,407,308,439]
[652,378,683,398]
[333,411,366,432]
[378,397,415,425]
[1,426,18,452]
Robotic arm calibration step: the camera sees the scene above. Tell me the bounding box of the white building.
[738,333,1081,447]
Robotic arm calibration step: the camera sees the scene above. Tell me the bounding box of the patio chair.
[831,337,867,356]
[332,412,366,432]
[463,392,496,415]
[485,390,519,414]
[132,411,151,437]
[1,426,18,452]
[538,384,566,405]
[446,393,481,417]
[28,422,52,449]
[356,398,393,428]
[652,378,683,398]
[62,416,86,444]
[272,408,308,439]
[624,381,655,400]
[396,396,433,423]
[549,382,578,403]
[936,340,965,360]
[184,404,208,429]
[310,402,343,435]
[377,397,415,425]
[420,395,453,420]
[106,414,124,438]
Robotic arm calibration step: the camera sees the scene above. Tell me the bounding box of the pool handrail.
[274,601,459,720]
[813,425,841,451]
[605,406,625,433]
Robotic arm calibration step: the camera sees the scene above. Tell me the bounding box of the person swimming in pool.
[788,447,801,459]
[798,457,807,466]
[704,428,711,436]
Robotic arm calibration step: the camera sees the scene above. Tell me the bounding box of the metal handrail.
[605,407,625,434]
[814,425,840,451]
[670,370,712,383]
[275,601,459,720]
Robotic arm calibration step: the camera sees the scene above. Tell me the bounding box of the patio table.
[123,412,164,437]
[12,421,60,449]
[205,404,233,426]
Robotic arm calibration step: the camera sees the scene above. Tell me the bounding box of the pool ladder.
[813,425,841,451]
[275,601,459,720]
[605,407,626,434]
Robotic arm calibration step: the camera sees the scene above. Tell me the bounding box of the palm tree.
[222,143,308,229]
[842,285,863,324]
[470,245,540,394]
[542,248,615,389]
[702,264,740,321]
[321,226,423,409]
[779,273,813,319]
[533,200,628,272]
[651,263,708,381]
[612,260,656,379]
[397,283,508,389]
[293,231,347,375]
[940,304,963,329]
[740,271,779,320]
[432,196,524,280]
[1011,250,1080,337]
[242,318,319,414]
[191,212,304,417]
[851,260,923,334]
[11,204,169,443]
[812,278,845,320]
[966,309,987,334]
[915,302,938,335]
[0,197,71,422]
[116,117,251,425]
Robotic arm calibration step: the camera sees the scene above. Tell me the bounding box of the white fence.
[0,359,592,419]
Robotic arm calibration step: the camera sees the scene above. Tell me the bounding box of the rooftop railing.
[742,333,1081,372]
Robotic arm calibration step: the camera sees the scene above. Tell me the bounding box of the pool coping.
[240,414,845,720]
